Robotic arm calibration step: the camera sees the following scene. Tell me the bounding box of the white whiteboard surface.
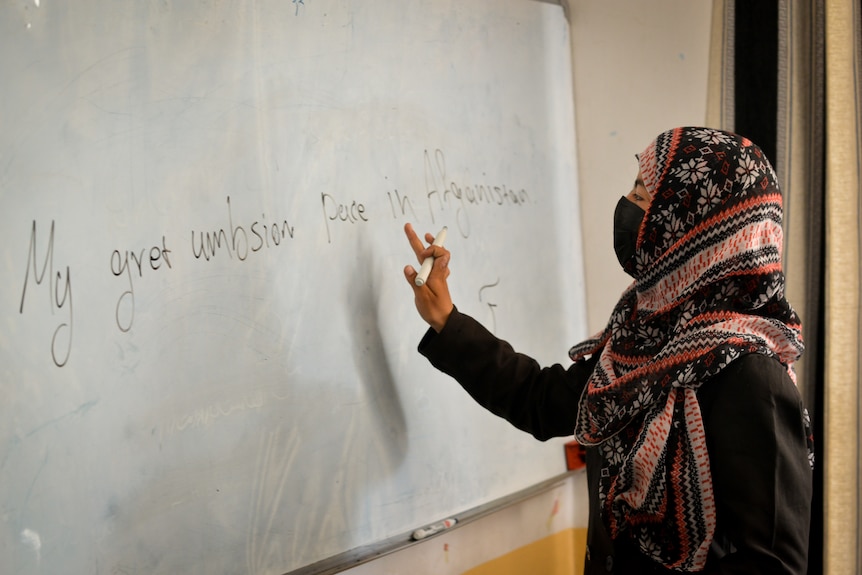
[0,1,586,573]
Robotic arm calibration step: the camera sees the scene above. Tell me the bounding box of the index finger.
[404,223,427,260]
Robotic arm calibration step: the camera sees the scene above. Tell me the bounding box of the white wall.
[569,0,713,334]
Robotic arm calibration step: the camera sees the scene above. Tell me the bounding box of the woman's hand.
[403,223,454,332]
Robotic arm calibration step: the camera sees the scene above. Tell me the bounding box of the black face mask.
[613,196,646,275]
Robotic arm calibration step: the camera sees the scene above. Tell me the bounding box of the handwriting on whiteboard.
[423,149,530,238]
[190,196,295,262]
[14,149,530,367]
[19,221,73,367]
[111,236,173,333]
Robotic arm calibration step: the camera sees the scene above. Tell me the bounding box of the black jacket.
[419,308,812,574]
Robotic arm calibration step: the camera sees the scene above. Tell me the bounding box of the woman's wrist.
[430,305,455,333]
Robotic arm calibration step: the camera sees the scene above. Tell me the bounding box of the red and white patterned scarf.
[569,127,805,571]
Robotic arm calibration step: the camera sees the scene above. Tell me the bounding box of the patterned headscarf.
[569,127,805,571]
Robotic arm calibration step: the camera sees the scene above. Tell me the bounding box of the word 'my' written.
[19,221,73,367]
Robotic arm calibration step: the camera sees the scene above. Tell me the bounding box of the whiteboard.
[0,1,586,573]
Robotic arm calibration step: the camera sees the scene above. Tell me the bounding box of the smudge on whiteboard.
[21,528,42,563]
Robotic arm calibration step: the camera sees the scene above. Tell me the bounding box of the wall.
[571,0,713,334]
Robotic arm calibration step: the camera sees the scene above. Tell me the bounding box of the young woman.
[403,127,813,574]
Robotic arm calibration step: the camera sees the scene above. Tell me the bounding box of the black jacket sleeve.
[417,307,593,440]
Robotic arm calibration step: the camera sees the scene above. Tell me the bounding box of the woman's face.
[625,169,651,211]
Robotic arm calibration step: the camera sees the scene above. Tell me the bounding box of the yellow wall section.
[462,528,586,575]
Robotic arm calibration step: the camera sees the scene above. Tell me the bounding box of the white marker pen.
[411,518,457,540]
[414,226,448,287]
